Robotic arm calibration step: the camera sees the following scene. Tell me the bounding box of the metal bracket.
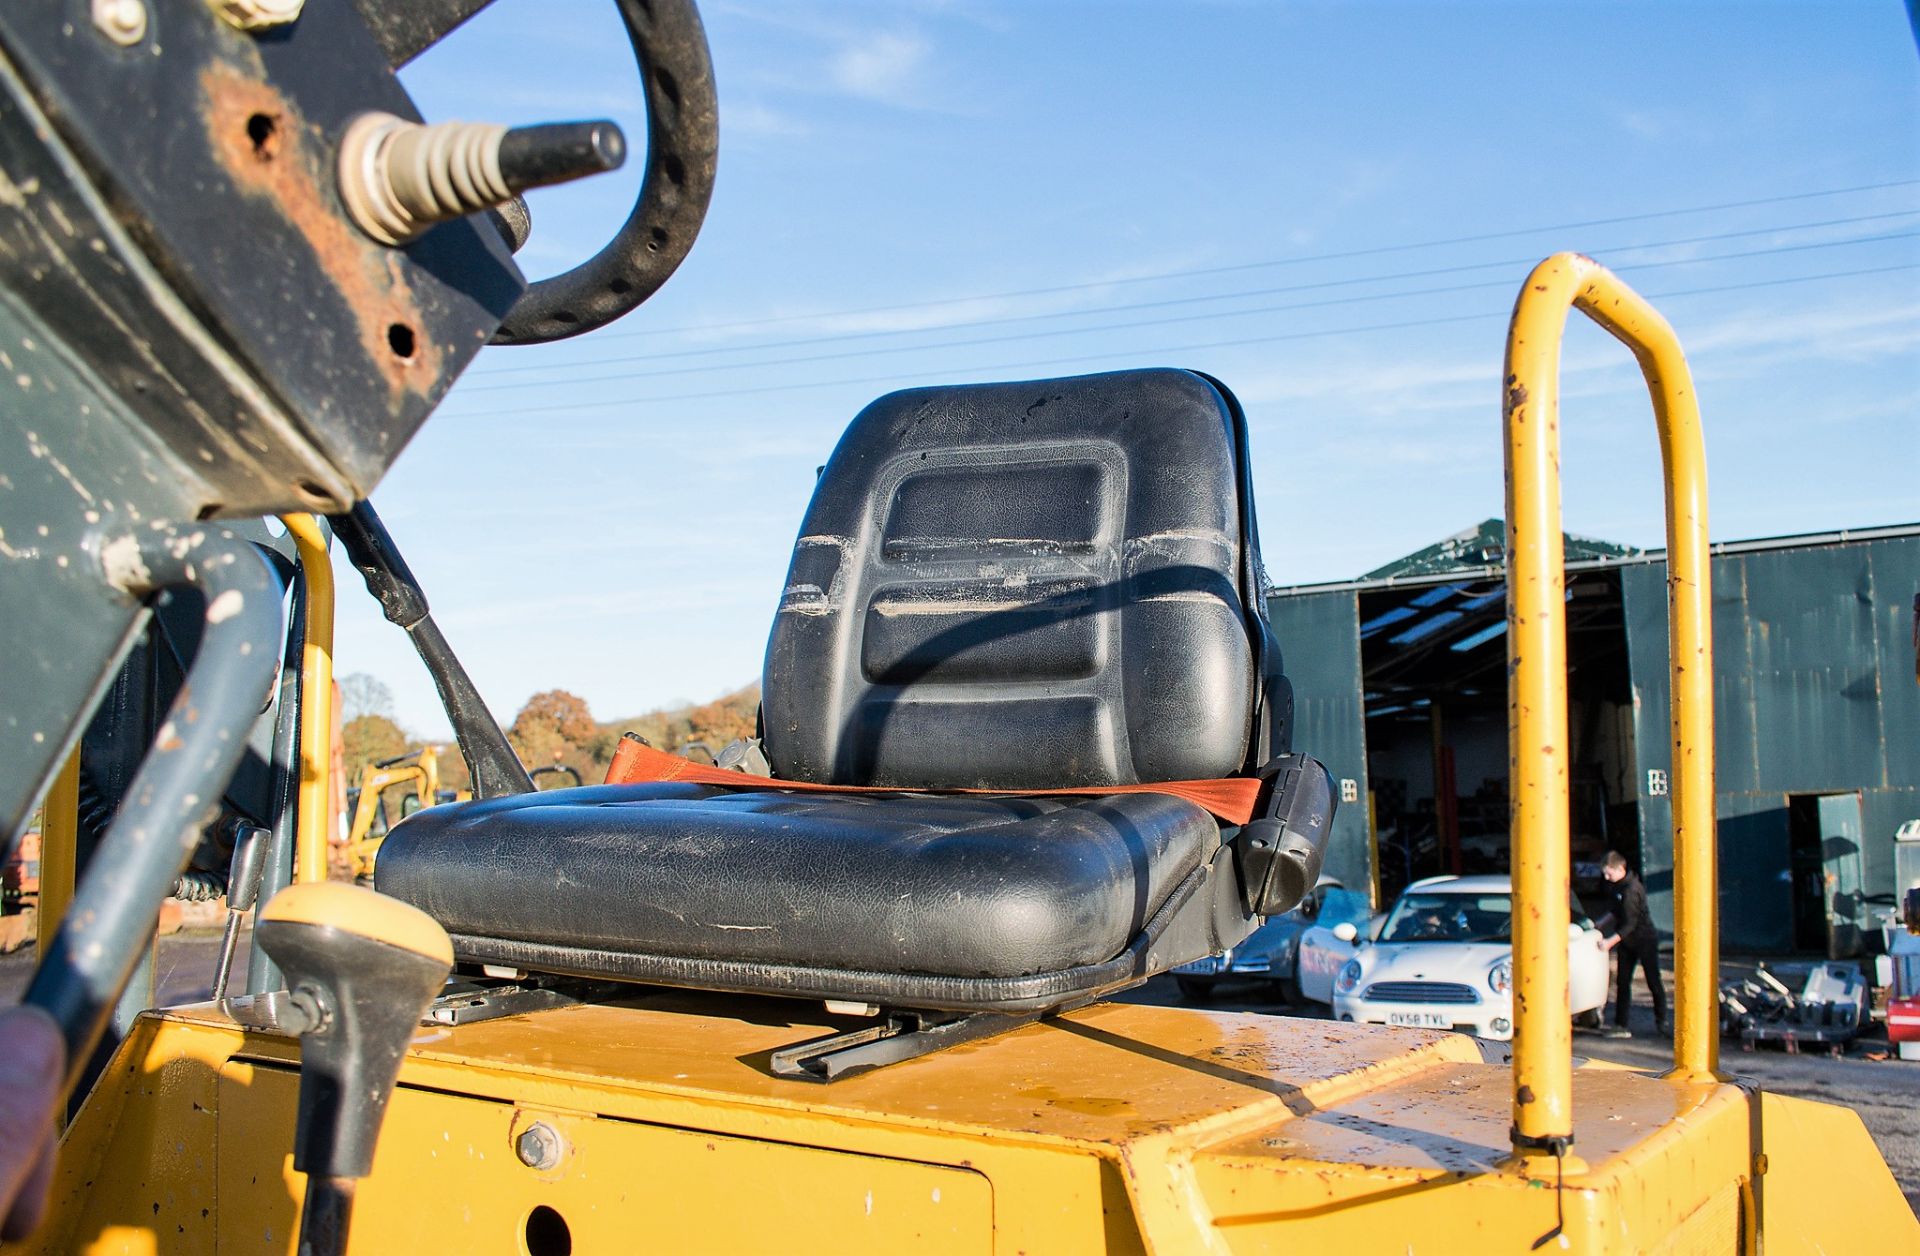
[770,1010,1036,1083]
[423,975,626,1027]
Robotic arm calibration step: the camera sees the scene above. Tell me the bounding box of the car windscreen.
[1381,890,1594,943]
[1381,892,1512,943]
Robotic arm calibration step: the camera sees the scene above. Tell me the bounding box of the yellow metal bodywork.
[14,996,1915,1254]
[1502,254,1718,1164]
[280,514,335,886]
[13,262,1915,1256]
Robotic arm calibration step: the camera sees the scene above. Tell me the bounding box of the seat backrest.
[761,369,1284,790]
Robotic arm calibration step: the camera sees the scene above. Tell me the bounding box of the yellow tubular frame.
[36,749,80,947]
[36,749,78,1132]
[281,514,335,884]
[1503,254,1717,1163]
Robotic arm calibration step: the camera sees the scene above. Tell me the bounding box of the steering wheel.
[357,0,719,345]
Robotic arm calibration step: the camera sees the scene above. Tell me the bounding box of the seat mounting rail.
[770,1010,1038,1083]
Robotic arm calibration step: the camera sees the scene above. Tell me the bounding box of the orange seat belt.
[604,736,1264,826]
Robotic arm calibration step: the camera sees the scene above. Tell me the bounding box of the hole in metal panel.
[245,112,278,160]
[524,1204,571,1256]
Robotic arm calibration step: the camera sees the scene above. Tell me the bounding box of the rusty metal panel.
[1626,533,1920,941]
[1622,561,1678,932]
[1268,590,1374,901]
[1737,545,1888,790]
[1625,558,1789,948]
[1866,535,1920,790]
[1860,535,1920,896]
[1712,559,1765,796]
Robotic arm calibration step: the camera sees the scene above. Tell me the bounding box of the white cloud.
[726,101,812,140]
[828,31,933,105]
[1681,298,1920,358]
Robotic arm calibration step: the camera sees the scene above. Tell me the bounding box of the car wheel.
[1175,977,1215,1002]
[1275,976,1302,1007]
[1574,1008,1603,1031]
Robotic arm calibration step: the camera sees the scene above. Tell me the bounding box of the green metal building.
[1270,520,1920,955]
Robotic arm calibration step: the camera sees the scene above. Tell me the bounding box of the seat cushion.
[376,782,1218,981]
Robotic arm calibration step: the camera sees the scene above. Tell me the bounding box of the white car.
[1320,874,1609,1041]
[1294,887,1384,1005]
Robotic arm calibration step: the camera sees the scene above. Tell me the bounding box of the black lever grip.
[328,501,533,800]
[1237,755,1337,917]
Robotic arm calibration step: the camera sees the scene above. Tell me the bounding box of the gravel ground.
[4,933,1915,1220]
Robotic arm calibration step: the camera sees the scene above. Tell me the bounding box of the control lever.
[328,500,533,800]
[211,824,270,1002]
[339,114,625,247]
[254,882,453,1256]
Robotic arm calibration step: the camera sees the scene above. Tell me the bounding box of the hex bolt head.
[515,1122,564,1171]
[91,0,148,46]
[210,0,305,32]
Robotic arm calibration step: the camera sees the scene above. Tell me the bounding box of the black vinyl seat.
[376,783,1217,1010]
[378,369,1330,1012]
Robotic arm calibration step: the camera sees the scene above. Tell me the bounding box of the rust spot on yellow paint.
[200,61,440,400]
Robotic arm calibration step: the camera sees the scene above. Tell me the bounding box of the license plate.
[1387,1012,1450,1029]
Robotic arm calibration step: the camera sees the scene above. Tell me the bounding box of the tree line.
[339,674,759,795]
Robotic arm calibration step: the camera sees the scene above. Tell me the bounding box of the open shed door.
[1816,791,1866,958]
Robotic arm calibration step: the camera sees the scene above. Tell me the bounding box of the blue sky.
[350,0,1920,739]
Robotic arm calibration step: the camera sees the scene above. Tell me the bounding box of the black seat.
[378,369,1330,1012]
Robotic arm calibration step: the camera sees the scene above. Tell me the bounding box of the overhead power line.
[470,206,1920,377]
[456,227,1920,393]
[550,177,1920,344]
[436,261,1920,420]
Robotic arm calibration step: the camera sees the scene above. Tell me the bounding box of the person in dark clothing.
[1597,851,1668,1038]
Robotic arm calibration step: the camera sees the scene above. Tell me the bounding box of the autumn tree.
[509,689,606,780]
[341,713,408,783]
[511,689,596,742]
[683,686,759,749]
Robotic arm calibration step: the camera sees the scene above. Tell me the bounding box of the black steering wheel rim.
[490,0,718,344]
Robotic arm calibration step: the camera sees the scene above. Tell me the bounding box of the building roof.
[1271,520,1920,598]
[1363,519,1637,581]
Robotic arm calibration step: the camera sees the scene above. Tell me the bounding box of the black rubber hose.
[490,0,718,343]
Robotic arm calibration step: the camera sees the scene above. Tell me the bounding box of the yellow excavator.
[1,2,1914,1253]
[345,750,581,880]
[342,747,462,882]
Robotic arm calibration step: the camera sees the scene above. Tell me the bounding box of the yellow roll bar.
[1503,253,1717,1164]
[36,749,79,950]
[281,514,336,884]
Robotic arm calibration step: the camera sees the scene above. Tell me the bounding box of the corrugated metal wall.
[1623,534,1920,951]
[1266,590,1376,902]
